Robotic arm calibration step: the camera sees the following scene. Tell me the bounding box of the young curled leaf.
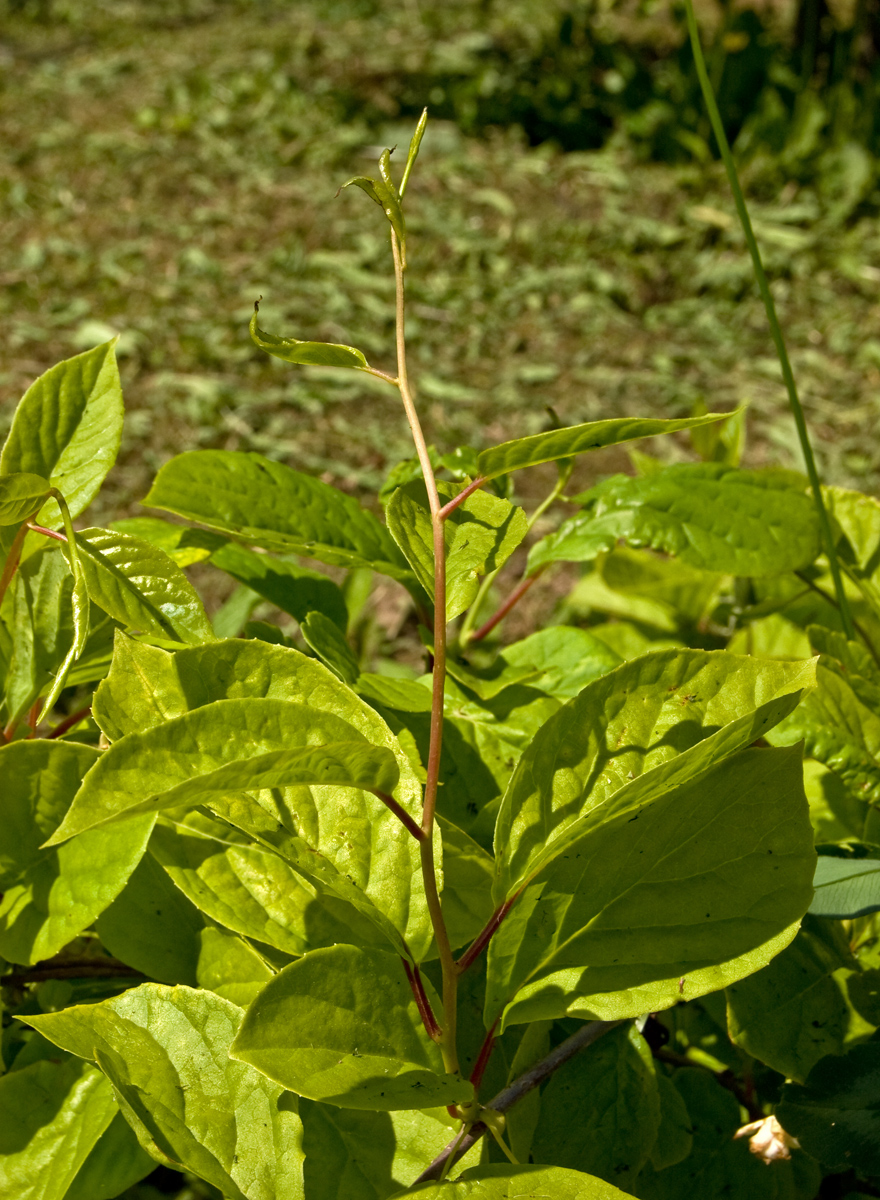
[340,171,406,264]
[0,472,52,525]
[250,306,373,372]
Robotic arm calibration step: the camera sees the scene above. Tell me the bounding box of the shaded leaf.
[194,924,274,1008]
[501,627,623,699]
[28,984,306,1199]
[250,307,372,370]
[529,464,819,577]
[0,341,123,526]
[809,854,880,918]
[64,1111,156,1200]
[357,674,434,713]
[399,1164,633,1198]
[435,816,494,953]
[0,740,153,965]
[826,485,880,617]
[476,411,736,481]
[231,945,473,1111]
[212,541,349,630]
[649,1073,693,1172]
[0,472,51,524]
[144,449,413,583]
[302,610,360,683]
[4,546,76,727]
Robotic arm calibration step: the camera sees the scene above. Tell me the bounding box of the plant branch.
[26,522,68,543]
[456,894,519,975]
[47,704,93,740]
[469,568,545,644]
[469,1019,499,1090]
[413,1019,623,1184]
[370,789,426,841]
[5,958,144,986]
[438,476,487,521]
[391,226,458,1076]
[684,0,855,641]
[402,958,442,1041]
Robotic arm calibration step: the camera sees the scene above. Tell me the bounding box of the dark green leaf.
[0,472,51,525]
[211,541,349,631]
[64,1111,157,1200]
[231,945,473,1110]
[144,449,412,583]
[0,740,153,965]
[386,482,528,621]
[476,412,736,481]
[434,816,494,953]
[301,610,360,684]
[0,1056,118,1200]
[649,1073,693,1171]
[0,341,123,526]
[250,307,373,370]
[777,1042,880,1175]
[66,527,215,645]
[529,464,820,577]
[29,984,306,1199]
[399,1164,633,1198]
[531,1023,661,1185]
[809,855,880,918]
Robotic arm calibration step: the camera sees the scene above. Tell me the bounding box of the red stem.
[27,523,68,544]
[371,790,425,842]
[456,893,520,975]
[402,958,442,1041]
[469,569,545,643]
[48,705,93,740]
[438,476,487,521]
[469,1019,499,1091]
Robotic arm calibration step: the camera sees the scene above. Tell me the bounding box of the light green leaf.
[809,854,880,918]
[0,341,123,526]
[0,1056,118,1200]
[357,674,434,713]
[0,472,52,524]
[477,412,736,481]
[400,107,428,196]
[91,632,184,742]
[64,1111,157,1200]
[726,919,855,1081]
[4,546,76,727]
[250,307,373,370]
[777,1042,880,1176]
[300,1100,481,1200]
[443,656,541,702]
[531,1023,661,1186]
[494,651,816,902]
[302,610,361,684]
[0,740,153,965]
[65,527,215,645]
[144,449,413,583]
[28,984,306,1200]
[398,1164,633,1199]
[435,816,494,953]
[194,925,274,1008]
[487,746,815,1029]
[211,541,349,630]
[231,945,473,1111]
[341,170,406,261]
[826,485,880,617]
[529,464,820,576]
[45,697,401,841]
[387,482,528,622]
[110,515,226,566]
[501,627,623,699]
[150,820,388,958]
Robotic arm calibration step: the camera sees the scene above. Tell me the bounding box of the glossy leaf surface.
[232,945,473,1110]
[529,464,819,576]
[476,411,735,481]
[400,1164,632,1198]
[145,450,412,582]
[29,984,306,1199]
[0,740,152,964]
[4,546,76,727]
[0,472,52,524]
[0,341,123,525]
[250,308,373,370]
[108,515,226,565]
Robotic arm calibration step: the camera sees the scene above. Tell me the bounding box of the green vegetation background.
[1,0,879,533]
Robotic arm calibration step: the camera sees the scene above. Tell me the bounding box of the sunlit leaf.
[250,307,373,370]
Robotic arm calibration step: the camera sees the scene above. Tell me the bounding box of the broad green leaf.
[726,919,854,1081]
[212,541,349,631]
[150,820,388,958]
[144,449,412,582]
[89,637,434,957]
[386,482,528,622]
[501,627,623,699]
[487,746,814,1029]
[637,1069,817,1200]
[231,944,473,1110]
[341,169,406,261]
[399,1164,633,1199]
[300,1100,481,1200]
[0,1056,118,1200]
[0,341,123,526]
[649,1073,693,1172]
[194,925,275,1008]
[494,651,816,902]
[435,816,494,953]
[96,850,205,985]
[767,662,880,806]
[4,546,76,727]
[28,984,306,1200]
[65,527,215,645]
[0,472,52,524]
[110,515,225,566]
[807,624,880,689]
[302,609,361,684]
[357,673,434,713]
[809,854,880,918]
[531,1024,660,1185]
[476,411,736,481]
[529,464,820,576]
[250,307,373,370]
[777,1042,880,1176]
[45,698,401,841]
[0,740,153,965]
[598,545,723,630]
[826,485,880,616]
[443,655,541,701]
[64,1112,156,1200]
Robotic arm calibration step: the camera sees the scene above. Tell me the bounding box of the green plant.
[1,111,879,1200]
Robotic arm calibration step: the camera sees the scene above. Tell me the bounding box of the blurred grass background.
[1,0,879,528]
